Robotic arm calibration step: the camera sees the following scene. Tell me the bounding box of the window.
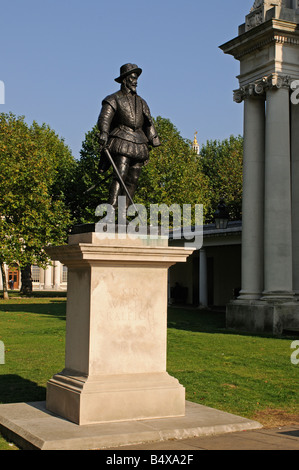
[62,265,68,283]
[32,266,40,283]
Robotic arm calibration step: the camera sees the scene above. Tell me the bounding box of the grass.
[0,294,66,449]
[167,308,299,423]
[0,295,298,449]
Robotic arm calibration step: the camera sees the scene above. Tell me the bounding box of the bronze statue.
[97,64,161,213]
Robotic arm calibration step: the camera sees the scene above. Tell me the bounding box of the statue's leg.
[125,161,143,209]
[108,155,130,209]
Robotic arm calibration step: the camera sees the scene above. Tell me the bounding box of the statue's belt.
[109,125,148,144]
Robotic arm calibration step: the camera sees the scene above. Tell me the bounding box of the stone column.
[199,249,208,307]
[291,100,299,297]
[238,95,265,300]
[43,265,52,290]
[262,84,294,300]
[53,261,61,291]
[39,267,44,290]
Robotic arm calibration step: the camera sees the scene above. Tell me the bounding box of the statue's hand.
[99,132,109,147]
[151,135,161,147]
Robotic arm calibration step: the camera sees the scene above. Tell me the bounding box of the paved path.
[110,426,299,450]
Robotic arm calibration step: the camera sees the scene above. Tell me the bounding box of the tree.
[0,112,76,296]
[74,117,211,227]
[135,117,210,225]
[198,135,243,223]
[0,263,8,300]
[68,125,111,225]
[75,117,210,227]
[74,118,244,229]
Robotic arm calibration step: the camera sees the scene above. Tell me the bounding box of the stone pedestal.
[226,300,299,336]
[46,230,194,425]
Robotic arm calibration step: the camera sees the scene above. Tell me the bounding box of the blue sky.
[0,0,254,159]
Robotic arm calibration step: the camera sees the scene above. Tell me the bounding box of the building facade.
[0,261,68,291]
[220,0,299,334]
[168,222,242,308]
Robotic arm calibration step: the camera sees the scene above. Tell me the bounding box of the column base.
[237,290,262,301]
[46,370,185,425]
[227,299,299,335]
[260,291,296,302]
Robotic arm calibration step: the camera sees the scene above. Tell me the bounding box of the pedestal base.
[227,300,299,335]
[47,371,185,425]
[0,401,263,450]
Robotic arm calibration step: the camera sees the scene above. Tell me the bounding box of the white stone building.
[168,222,242,308]
[219,0,299,334]
[0,261,68,291]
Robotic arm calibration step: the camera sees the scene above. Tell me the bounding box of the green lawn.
[0,295,298,450]
[167,308,299,420]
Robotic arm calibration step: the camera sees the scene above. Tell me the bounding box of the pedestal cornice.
[46,241,194,269]
[220,18,299,60]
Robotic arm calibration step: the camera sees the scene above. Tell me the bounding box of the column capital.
[234,73,292,103]
[263,73,292,90]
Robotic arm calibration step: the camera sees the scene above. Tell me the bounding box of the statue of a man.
[97,63,161,213]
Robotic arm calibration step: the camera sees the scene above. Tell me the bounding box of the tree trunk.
[20,265,33,295]
[0,263,9,300]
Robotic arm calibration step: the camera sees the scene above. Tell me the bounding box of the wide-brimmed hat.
[115,63,142,83]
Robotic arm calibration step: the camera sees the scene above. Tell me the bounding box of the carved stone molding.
[264,73,292,88]
[246,7,264,31]
[233,32,299,60]
[250,0,264,11]
[234,73,292,102]
[246,1,291,32]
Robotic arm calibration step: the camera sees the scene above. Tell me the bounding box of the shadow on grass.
[167,307,226,334]
[0,375,46,404]
[0,299,66,320]
[23,291,67,299]
[0,290,67,299]
[167,306,299,340]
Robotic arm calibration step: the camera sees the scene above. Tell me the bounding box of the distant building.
[192,132,200,155]
[0,261,68,292]
[168,221,242,308]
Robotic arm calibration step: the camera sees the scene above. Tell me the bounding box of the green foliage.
[135,117,210,224]
[75,117,211,225]
[199,135,243,222]
[68,125,112,224]
[30,121,76,202]
[73,117,243,226]
[0,112,76,270]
